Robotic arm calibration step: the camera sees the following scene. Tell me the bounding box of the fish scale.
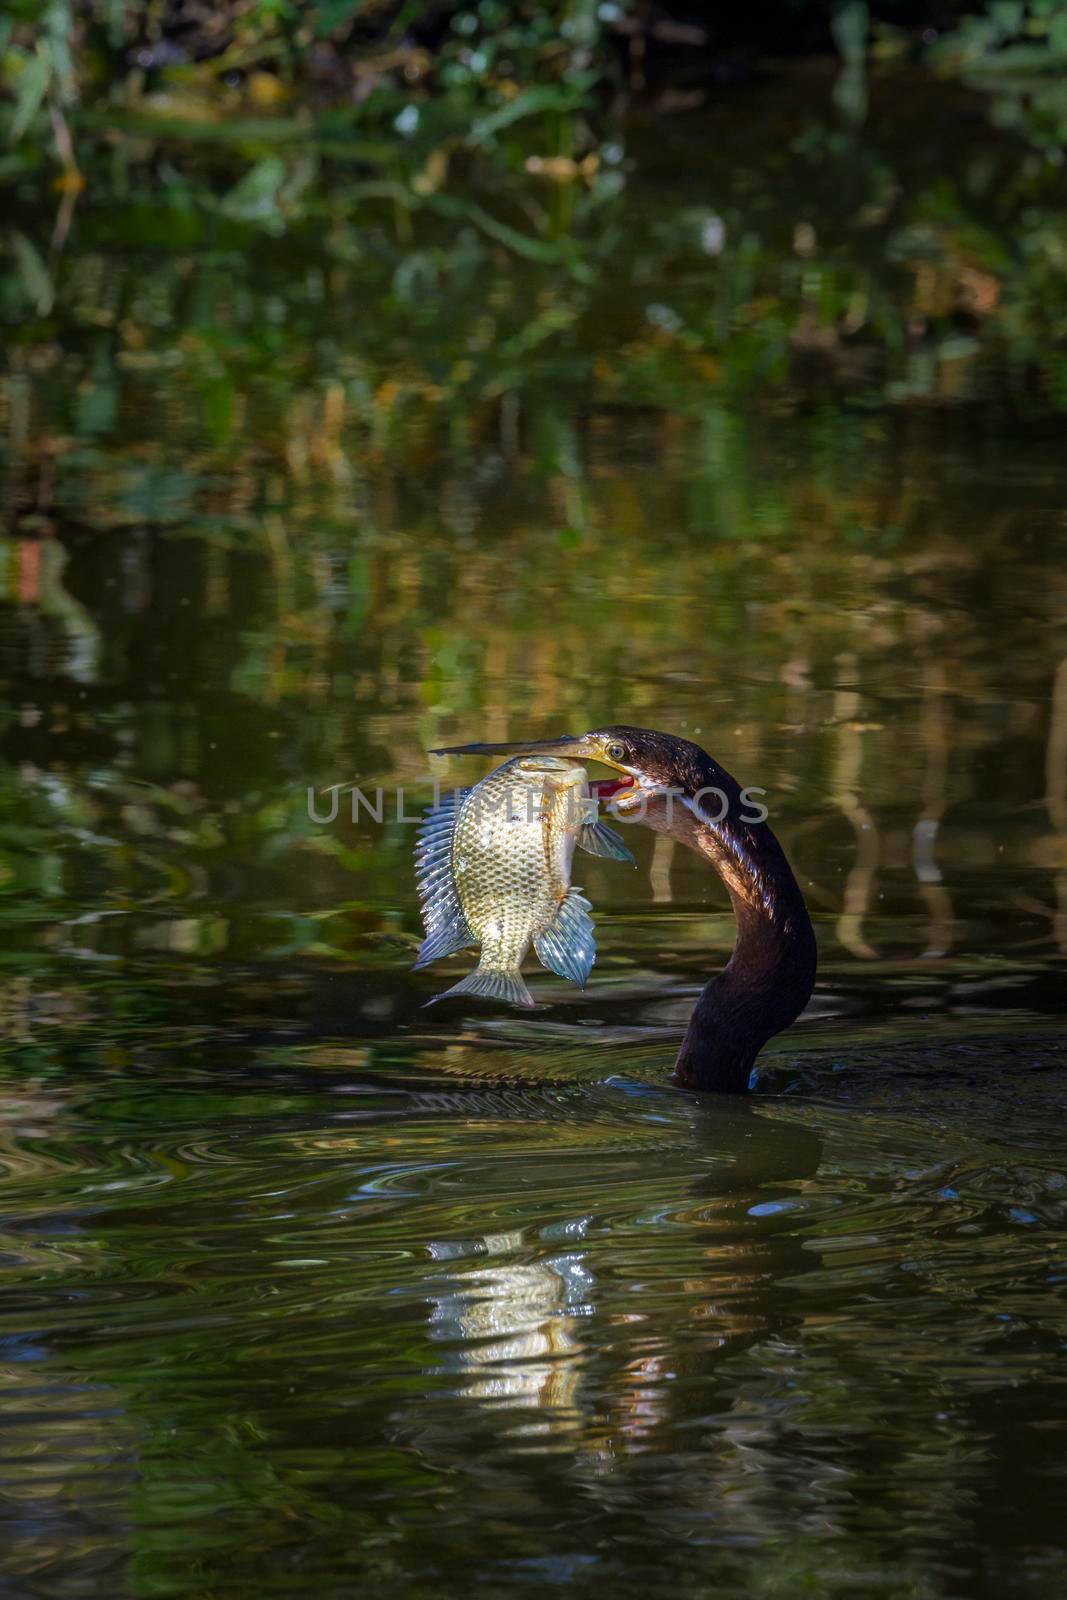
[414,756,634,1009]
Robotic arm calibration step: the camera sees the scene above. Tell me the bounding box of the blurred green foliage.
[928,0,1067,149]
[3,2,1067,418]
[3,2,1067,975]
[1,0,616,186]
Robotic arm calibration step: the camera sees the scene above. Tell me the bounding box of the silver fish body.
[415,755,633,1008]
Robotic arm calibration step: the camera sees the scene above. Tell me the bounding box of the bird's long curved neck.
[642,751,817,1093]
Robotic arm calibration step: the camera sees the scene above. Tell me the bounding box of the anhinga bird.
[432,727,817,1095]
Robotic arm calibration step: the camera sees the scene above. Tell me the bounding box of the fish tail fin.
[426,965,535,1010]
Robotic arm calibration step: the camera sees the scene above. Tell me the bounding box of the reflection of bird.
[433,727,817,1094]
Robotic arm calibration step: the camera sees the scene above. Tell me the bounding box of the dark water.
[3,66,1067,1600]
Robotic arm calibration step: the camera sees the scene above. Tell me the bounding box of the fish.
[414,755,634,1008]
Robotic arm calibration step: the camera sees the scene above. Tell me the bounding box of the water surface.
[2,65,1067,1600]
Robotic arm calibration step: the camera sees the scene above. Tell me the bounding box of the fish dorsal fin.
[533,887,596,989]
[578,818,635,865]
[414,789,475,969]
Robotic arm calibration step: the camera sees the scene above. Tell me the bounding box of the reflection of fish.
[415,756,633,1008]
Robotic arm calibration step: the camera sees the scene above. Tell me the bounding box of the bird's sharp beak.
[431,734,599,762]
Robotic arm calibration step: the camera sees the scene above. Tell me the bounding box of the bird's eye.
[606,741,627,763]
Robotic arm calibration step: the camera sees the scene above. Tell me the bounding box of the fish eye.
[606,741,627,764]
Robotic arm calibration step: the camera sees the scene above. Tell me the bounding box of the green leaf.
[221,155,287,220]
[831,1,869,66]
[8,47,51,145]
[11,231,53,314]
[74,376,118,436]
[966,40,1067,74]
[310,0,362,37]
[201,376,234,444]
[468,81,593,145]
[425,193,571,263]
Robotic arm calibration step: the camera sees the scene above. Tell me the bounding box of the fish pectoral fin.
[414,788,474,970]
[534,888,596,989]
[427,967,535,1009]
[578,819,636,865]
